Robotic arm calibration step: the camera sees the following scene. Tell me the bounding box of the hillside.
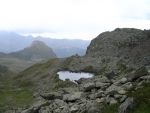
[9,40,56,61]
[0,31,90,57]
[1,28,150,113]
[86,28,150,67]
[0,41,56,72]
[16,28,150,89]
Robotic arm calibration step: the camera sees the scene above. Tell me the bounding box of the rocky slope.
[86,28,150,67]
[3,28,150,113]
[21,67,150,113]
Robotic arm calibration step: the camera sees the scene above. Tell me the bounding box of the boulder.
[21,101,50,113]
[96,97,105,103]
[126,67,148,81]
[63,92,82,102]
[86,101,101,113]
[106,96,118,105]
[75,78,88,84]
[114,77,128,85]
[106,84,123,95]
[139,75,150,81]
[118,97,134,113]
[117,89,127,95]
[70,105,79,113]
[81,82,95,92]
[105,71,118,80]
[114,94,123,99]
[95,90,104,98]
[95,82,110,89]
[120,95,127,103]
[94,76,111,83]
[40,92,63,100]
[109,98,118,105]
[122,82,133,91]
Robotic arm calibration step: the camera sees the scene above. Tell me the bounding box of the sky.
[0,0,150,40]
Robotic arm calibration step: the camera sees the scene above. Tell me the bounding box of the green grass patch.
[101,104,119,113]
[0,89,33,106]
[0,88,34,112]
[128,83,150,113]
[0,76,34,112]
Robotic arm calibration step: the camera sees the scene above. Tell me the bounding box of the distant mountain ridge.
[0,31,90,57]
[8,40,56,61]
[0,41,56,72]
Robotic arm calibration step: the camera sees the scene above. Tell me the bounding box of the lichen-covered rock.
[63,92,83,102]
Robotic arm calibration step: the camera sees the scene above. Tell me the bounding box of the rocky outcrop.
[86,28,150,67]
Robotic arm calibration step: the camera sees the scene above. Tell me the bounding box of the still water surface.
[57,71,94,82]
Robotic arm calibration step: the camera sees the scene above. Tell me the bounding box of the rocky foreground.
[19,66,150,113]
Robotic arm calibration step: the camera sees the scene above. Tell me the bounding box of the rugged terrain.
[1,28,150,113]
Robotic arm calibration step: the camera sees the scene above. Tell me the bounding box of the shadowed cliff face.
[86,28,150,67]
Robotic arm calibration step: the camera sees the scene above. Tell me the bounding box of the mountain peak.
[9,40,57,61]
[31,40,46,47]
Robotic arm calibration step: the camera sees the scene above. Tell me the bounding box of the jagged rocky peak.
[86,28,150,66]
[31,40,47,47]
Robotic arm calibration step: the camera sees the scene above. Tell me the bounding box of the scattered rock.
[21,101,50,113]
[96,97,105,103]
[63,92,82,102]
[117,89,127,95]
[120,95,127,103]
[105,71,118,80]
[106,96,118,105]
[40,92,63,100]
[114,94,122,99]
[118,97,134,113]
[114,77,128,85]
[86,101,101,113]
[122,82,133,91]
[139,75,150,81]
[70,105,79,113]
[21,72,149,113]
[126,67,148,81]
[95,82,110,89]
[81,82,95,92]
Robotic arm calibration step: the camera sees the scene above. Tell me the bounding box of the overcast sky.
[0,0,150,40]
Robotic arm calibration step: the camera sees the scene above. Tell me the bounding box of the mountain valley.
[0,28,150,113]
